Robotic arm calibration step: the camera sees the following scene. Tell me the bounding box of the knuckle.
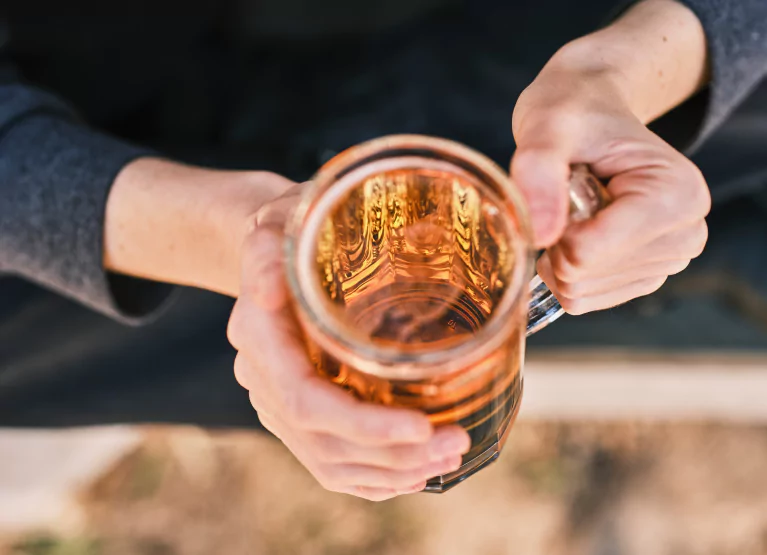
[257,413,282,439]
[667,259,692,276]
[640,276,668,296]
[511,86,543,135]
[396,469,427,489]
[659,157,710,219]
[537,103,580,132]
[679,159,711,216]
[317,476,341,494]
[690,222,709,258]
[233,354,252,390]
[654,183,683,215]
[226,303,244,349]
[312,464,343,492]
[558,295,588,316]
[513,94,579,142]
[549,248,583,282]
[554,279,584,301]
[558,234,598,269]
[319,466,342,489]
[261,421,279,438]
[248,390,265,413]
[252,170,284,184]
[354,487,394,502]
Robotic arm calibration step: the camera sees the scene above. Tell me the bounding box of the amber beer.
[285,136,606,492]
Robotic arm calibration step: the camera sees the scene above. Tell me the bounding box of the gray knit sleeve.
[0,82,175,324]
[677,0,767,150]
[635,0,767,152]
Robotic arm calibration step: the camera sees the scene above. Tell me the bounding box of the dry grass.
[3,423,767,555]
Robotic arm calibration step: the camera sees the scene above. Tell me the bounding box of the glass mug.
[285,135,608,492]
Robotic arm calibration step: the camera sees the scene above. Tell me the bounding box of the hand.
[227,185,472,501]
[510,0,711,315]
[105,160,471,500]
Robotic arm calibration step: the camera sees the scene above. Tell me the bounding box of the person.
[1,0,765,500]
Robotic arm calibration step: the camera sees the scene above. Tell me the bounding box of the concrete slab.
[0,426,141,534]
[523,350,767,422]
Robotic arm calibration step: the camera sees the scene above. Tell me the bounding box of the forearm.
[104,158,293,298]
[547,0,709,123]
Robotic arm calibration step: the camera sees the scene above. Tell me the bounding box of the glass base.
[424,384,523,493]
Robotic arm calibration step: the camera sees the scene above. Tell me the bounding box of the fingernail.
[432,434,470,460]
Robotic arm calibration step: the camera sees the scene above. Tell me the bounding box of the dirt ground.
[3,422,767,555]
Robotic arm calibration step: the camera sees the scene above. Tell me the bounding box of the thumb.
[240,224,289,312]
[510,147,572,248]
[240,187,305,310]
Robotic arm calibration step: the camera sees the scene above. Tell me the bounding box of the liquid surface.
[348,281,484,344]
[315,168,515,346]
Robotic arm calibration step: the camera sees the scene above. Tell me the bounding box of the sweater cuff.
[654,0,767,153]
[606,0,767,154]
[0,111,175,325]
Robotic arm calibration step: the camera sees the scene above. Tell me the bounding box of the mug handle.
[526,164,611,336]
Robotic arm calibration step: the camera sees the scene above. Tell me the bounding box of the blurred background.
[2,350,767,555]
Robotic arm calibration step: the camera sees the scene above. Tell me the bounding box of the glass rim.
[285,134,535,378]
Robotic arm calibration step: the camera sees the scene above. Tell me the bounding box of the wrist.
[546,0,709,124]
[105,158,293,297]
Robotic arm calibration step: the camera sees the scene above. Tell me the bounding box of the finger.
[239,182,306,308]
[346,481,428,501]
[319,455,463,490]
[282,374,435,445]
[240,226,288,311]
[558,157,709,269]
[265,422,433,499]
[511,105,583,248]
[547,220,708,282]
[557,276,669,315]
[400,481,428,494]
[627,220,708,263]
[239,300,433,445]
[550,259,690,300]
[590,135,711,221]
[247,387,280,422]
[511,147,572,248]
[536,252,562,301]
[233,352,260,390]
[235,346,290,418]
[240,298,434,445]
[310,425,471,469]
[255,190,304,228]
[254,408,285,440]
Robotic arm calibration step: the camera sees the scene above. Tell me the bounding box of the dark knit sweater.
[1,0,765,323]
